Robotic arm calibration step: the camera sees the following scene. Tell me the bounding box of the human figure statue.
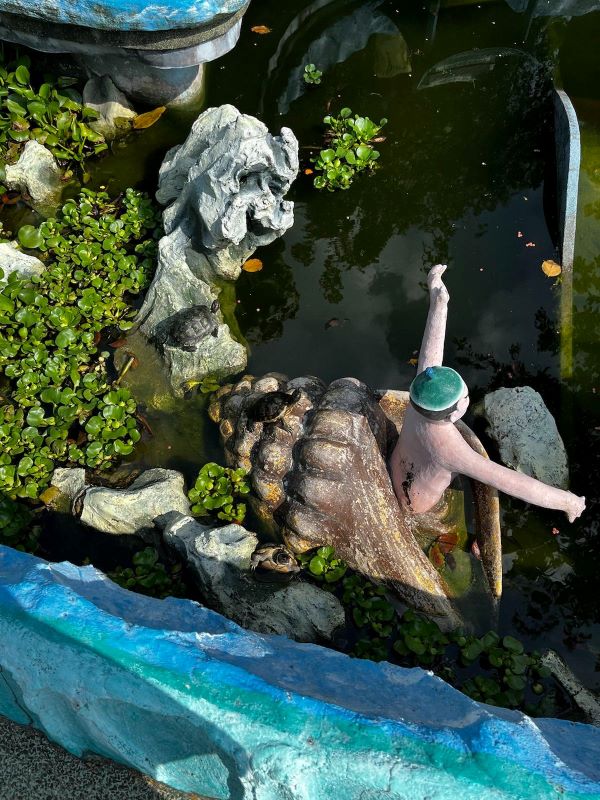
[389,265,586,523]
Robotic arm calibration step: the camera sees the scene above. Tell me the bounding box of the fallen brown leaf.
[541,259,561,277]
[408,357,418,366]
[242,258,263,272]
[251,24,272,34]
[133,106,166,130]
[304,168,314,175]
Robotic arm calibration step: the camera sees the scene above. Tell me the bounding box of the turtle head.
[289,388,302,404]
[210,299,220,314]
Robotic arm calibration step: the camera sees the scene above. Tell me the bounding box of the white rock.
[480,386,569,488]
[82,75,136,139]
[160,512,345,643]
[0,242,45,281]
[5,141,63,211]
[77,468,190,539]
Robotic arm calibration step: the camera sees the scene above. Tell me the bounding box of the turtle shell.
[169,305,217,349]
[247,390,298,423]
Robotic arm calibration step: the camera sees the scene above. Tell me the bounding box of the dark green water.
[6,0,600,697]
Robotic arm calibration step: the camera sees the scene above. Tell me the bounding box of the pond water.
[3,0,599,704]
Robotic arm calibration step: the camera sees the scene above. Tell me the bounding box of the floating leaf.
[541,259,561,277]
[304,168,314,175]
[133,106,166,130]
[408,357,418,366]
[18,224,43,249]
[251,24,272,34]
[242,258,263,273]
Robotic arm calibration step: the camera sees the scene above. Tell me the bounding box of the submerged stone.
[82,75,136,139]
[478,386,569,489]
[160,512,345,643]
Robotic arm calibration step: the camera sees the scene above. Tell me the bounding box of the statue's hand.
[427,264,449,303]
[565,494,585,523]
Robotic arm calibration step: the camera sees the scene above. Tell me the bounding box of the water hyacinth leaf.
[503,635,524,654]
[18,225,43,249]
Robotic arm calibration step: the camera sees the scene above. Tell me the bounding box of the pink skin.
[389,265,586,524]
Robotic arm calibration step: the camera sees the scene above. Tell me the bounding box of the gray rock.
[4,141,63,211]
[479,386,569,489]
[136,105,298,393]
[160,512,345,643]
[77,469,190,539]
[0,242,45,281]
[51,468,87,502]
[82,75,136,139]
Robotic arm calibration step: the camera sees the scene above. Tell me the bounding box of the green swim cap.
[409,366,466,412]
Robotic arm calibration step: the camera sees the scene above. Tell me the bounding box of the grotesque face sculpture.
[156,105,299,273]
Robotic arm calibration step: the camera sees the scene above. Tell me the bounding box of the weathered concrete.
[0,545,599,799]
[82,75,136,138]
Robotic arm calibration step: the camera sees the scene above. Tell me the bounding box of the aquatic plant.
[298,545,347,583]
[0,48,106,168]
[303,64,322,85]
[0,188,160,499]
[108,546,186,599]
[0,493,39,551]
[299,546,557,715]
[313,107,387,191]
[188,462,249,524]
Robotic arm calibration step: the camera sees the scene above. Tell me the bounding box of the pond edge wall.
[0,546,599,800]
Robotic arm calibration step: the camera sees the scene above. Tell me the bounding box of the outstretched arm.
[442,432,586,522]
[417,264,450,373]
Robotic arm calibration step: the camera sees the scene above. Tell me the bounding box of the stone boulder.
[0,242,45,281]
[5,141,63,211]
[82,75,136,139]
[75,468,190,540]
[478,386,569,489]
[160,512,345,643]
[135,105,298,395]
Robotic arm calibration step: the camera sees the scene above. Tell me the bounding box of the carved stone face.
[448,391,470,423]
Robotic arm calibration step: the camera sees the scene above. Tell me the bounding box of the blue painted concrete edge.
[0,0,248,32]
[0,545,598,799]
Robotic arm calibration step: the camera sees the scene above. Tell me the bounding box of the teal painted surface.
[0,0,247,31]
[0,546,599,799]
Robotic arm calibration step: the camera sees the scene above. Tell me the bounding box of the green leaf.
[503,636,524,654]
[55,328,77,348]
[14,65,30,85]
[18,225,43,249]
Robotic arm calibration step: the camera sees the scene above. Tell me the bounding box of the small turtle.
[245,388,302,432]
[168,300,220,352]
[250,544,300,583]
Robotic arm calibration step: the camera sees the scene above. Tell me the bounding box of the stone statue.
[209,373,502,631]
[135,105,299,395]
[389,265,586,523]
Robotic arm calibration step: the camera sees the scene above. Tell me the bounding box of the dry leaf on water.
[304,168,314,175]
[251,25,272,34]
[133,106,166,130]
[242,258,263,273]
[542,259,562,277]
[408,357,418,366]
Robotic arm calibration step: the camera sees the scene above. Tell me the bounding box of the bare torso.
[389,405,456,513]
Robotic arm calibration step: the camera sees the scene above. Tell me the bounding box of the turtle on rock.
[250,544,300,582]
[245,388,302,432]
[167,300,220,352]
